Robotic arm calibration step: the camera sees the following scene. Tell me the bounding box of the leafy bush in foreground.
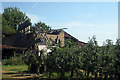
[12,36,120,79]
[2,55,25,65]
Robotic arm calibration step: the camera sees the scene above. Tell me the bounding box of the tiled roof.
[64,31,87,45]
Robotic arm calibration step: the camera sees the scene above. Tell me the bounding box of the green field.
[2,65,33,79]
[2,65,28,72]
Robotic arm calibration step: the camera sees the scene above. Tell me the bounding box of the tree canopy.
[2,16,16,35]
[32,21,51,31]
[2,7,31,30]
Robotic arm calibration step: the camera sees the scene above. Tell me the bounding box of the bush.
[2,55,25,65]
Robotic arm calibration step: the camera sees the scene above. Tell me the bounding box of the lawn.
[2,65,28,72]
[2,65,58,80]
[2,65,83,80]
[2,65,111,80]
[2,65,38,79]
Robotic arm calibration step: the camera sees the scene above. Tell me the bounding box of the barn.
[2,20,87,59]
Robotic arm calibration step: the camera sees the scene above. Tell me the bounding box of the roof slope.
[64,31,88,46]
[2,30,87,49]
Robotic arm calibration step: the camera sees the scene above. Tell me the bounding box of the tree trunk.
[95,72,97,78]
[104,74,107,79]
[37,65,40,75]
[60,71,65,78]
[28,64,31,73]
[71,70,74,77]
[49,72,52,79]
[40,64,44,74]
[87,71,90,78]
[85,71,87,76]
[99,72,102,79]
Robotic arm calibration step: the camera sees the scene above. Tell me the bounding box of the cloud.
[26,13,47,25]
[49,22,117,29]
[51,22,117,28]
[28,2,39,13]
[49,22,94,29]
[49,22,117,37]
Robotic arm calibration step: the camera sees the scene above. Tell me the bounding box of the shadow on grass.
[2,71,116,80]
[3,72,20,74]
[11,74,32,77]
[2,77,116,80]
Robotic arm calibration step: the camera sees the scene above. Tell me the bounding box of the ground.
[2,65,59,80]
[2,65,109,80]
[2,65,38,79]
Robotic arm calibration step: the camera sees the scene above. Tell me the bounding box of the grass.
[2,65,113,80]
[2,65,31,79]
[2,65,28,72]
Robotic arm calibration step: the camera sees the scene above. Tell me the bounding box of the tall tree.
[81,36,99,78]
[23,49,46,74]
[114,39,120,79]
[46,39,80,78]
[3,7,31,30]
[33,21,51,31]
[2,15,16,37]
[100,39,115,79]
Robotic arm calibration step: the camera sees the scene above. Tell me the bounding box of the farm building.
[2,20,87,59]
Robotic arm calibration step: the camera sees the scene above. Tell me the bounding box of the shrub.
[2,55,25,65]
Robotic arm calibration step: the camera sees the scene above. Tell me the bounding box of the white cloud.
[26,13,47,25]
[50,22,117,29]
[27,2,39,13]
[50,22,95,29]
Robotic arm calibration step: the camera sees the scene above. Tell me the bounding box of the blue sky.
[2,2,118,45]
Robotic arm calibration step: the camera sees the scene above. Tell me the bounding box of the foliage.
[99,39,115,78]
[17,35,120,79]
[65,38,77,47]
[2,16,16,35]
[2,7,119,79]
[80,36,99,78]
[2,7,31,30]
[2,54,25,65]
[46,39,81,78]
[22,49,46,74]
[114,39,120,79]
[32,21,51,31]
[80,37,120,79]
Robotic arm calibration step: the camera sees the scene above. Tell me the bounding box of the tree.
[22,49,46,74]
[33,21,51,31]
[80,36,99,78]
[99,39,115,79]
[3,7,31,30]
[114,39,120,79]
[46,39,80,78]
[2,16,16,35]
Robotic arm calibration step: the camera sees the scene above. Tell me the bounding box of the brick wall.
[47,30,64,47]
